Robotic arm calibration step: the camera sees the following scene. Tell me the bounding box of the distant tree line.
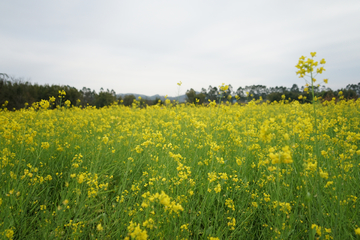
[186,83,360,104]
[1,73,359,110]
[0,74,163,110]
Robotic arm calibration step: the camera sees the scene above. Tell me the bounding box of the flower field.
[1,97,360,239]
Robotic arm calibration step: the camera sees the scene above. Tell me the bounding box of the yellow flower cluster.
[141,191,184,214]
[269,146,293,164]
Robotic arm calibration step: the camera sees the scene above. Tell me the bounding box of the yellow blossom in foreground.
[102,135,109,144]
[214,184,221,193]
[5,229,14,239]
[41,142,50,149]
[312,224,322,236]
[269,146,293,164]
[227,217,236,230]
[97,223,104,231]
[128,222,148,240]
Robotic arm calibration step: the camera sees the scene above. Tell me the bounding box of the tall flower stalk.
[295,52,329,236]
[295,52,328,131]
[295,52,328,105]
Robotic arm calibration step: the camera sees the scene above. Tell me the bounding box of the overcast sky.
[1,0,359,96]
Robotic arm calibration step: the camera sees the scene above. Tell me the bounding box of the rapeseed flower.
[96,223,104,231]
[214,183,221,193]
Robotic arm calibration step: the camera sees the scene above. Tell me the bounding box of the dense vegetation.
[1,73,359,111]
[0,74,162,110]
[1,95,360,239]
[185,83,360,104]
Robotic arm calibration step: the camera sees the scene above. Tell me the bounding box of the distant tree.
[206,86,219,101]
[186,88,197,103]
[235,86,246,99]
[80,87,96,106]
[186,88,207,104]
[337,88,357,99]
[95,88,117,108]
[290,84,300,93]
[346,83,360,96]
[201,88,207,96]
[319,88,334,101]
[152,97,163,106]
[195,92,206,104]
[123,94,136,106]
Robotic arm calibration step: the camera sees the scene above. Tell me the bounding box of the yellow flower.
[102,135,109,144]
[41,142,50,149]
[130,224,148,240]
[180,224,189,231]
[5,229,14,239]
[312,224,322,236]
[77,173,86,184]
[214,183,221,193]
[320,58,326,64]
[323,79,328,84]
[220,84,229,91]
[159,191,171,206]
[310,52,316,57]
[97,223,104,231]
[355,228,360,235]
[227,217,236,230]
[64,100,71,107]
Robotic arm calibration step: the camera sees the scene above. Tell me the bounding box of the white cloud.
[1,0,359,96]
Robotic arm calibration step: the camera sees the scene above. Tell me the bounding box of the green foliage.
[95,88,117,108]
[122,94,136,107]
[186,88,206,104]
[0,76,117,110]
[152,97,163,106]
[187,83,359,105]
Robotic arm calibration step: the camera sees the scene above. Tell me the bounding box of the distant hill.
[116,93,187,102]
